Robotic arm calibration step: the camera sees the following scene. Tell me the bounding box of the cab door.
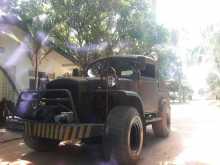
[137,63,158,113]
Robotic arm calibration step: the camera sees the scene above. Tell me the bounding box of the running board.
[145,117,161,124]
[143,113,162,124]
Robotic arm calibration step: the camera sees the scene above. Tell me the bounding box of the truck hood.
[46,77,103,92]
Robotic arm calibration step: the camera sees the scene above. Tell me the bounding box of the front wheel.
[103,106,144,165]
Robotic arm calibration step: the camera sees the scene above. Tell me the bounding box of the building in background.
[0,14,76,103]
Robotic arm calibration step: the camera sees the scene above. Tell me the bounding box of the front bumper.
[24,120,104,141]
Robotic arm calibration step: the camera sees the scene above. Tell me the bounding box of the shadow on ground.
[139,127,184,165]
[22,144,103,165]
[21,128,184,165]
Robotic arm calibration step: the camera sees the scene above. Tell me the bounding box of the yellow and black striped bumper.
[24,121,104,141]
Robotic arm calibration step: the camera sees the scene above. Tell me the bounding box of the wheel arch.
[110,90,145,121]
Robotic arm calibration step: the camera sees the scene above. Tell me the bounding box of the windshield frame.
[86,57,138,79]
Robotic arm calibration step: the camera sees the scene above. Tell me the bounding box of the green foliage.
[200,26,220,71]
[113,0,168,54]
[207,72,220,91]
[200,26,220,93]
[7,0,168,70]
[153,47,180,80]
[167,80,193,102]
[210,32,220,71]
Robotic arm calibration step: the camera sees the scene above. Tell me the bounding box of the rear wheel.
[152,103,171,137]
[103,106,144,165]
[24,136,60,152]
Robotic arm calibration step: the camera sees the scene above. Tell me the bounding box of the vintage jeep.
[16,55,170,165]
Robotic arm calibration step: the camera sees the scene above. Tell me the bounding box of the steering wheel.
[100,66,118,88]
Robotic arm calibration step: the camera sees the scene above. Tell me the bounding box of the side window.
[141,64,155,78]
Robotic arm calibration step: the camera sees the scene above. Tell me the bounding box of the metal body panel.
[138,77,158,113]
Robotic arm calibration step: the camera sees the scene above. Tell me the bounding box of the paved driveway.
[0,100,219,165]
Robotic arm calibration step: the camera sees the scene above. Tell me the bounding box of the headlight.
[107,75,117,87]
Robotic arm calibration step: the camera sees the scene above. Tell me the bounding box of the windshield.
[87,58,136,78]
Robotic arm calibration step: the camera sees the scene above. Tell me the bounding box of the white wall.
[0,24,76,93]
[39,51,75,78]
[0,25,32,92]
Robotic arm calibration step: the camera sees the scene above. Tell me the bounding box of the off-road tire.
[152,103,171,137]
[24,136,60,152]
[103,106,144,165]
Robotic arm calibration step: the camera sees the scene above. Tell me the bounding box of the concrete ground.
[0,100,220,165]
[0,128,22,143]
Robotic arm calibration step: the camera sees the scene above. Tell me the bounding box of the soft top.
[88,55,155,67]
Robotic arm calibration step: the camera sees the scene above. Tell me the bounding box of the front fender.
[109,90,145,119]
